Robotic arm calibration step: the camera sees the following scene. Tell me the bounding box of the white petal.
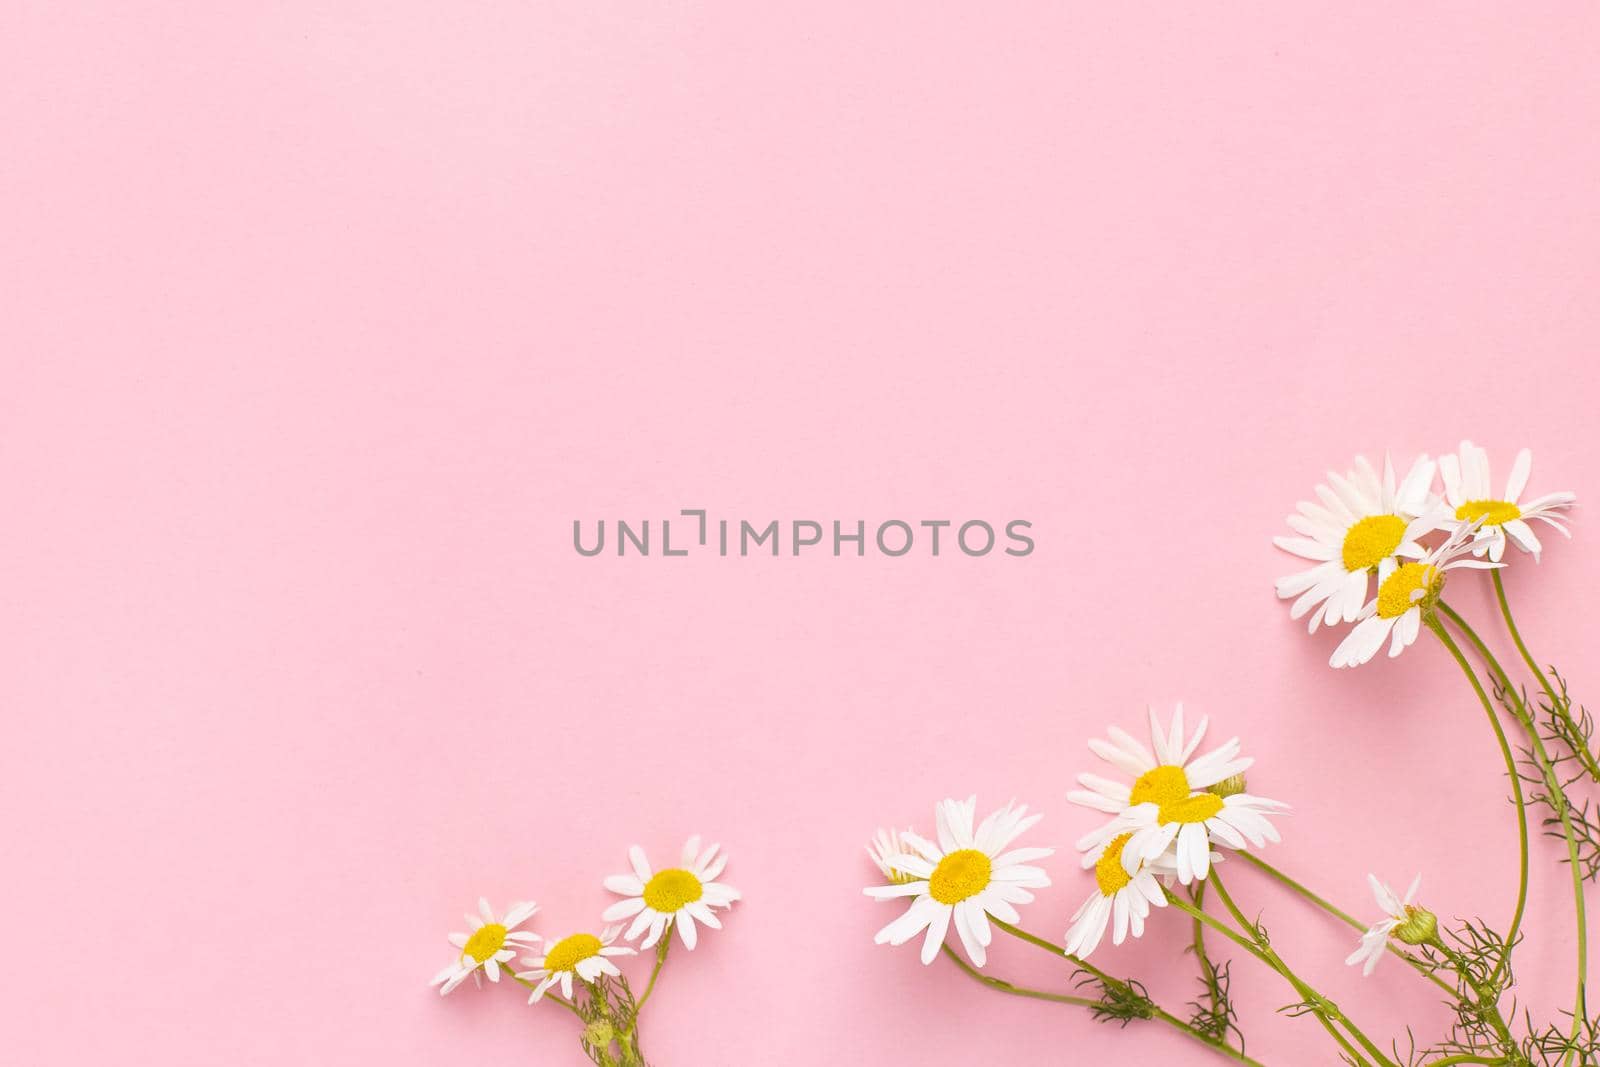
[1505,448,1532,502]
[919,905,952,965]
[629,846,653,882]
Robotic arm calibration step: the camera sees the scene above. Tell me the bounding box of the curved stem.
[1167,886,1381,1066]
[1427,939,1518,1056]
[631,937,670,1017]
[1436,603,1589,1063]
[941,944,1268,1065]
[1191,882,1225,1023]
[1149,1007,1269,1067]
[1491,570,1600,781]
[989,917,1124,992]
[1235,853,1455,995]
[940,943,1096,1006]
[990,916,1068,955]
[1209,872,1396,1067]
[934,947,1100,1004]
[1426,606,1531,991]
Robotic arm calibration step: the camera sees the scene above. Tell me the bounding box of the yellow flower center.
[1095,833,1135,896]
[542,933,603,974]
[928,848,993,904]
[1130,764,1225,825]
[1160,792,1225,824]
[1376,562,1441,619]
[462,923,507,964]
[1341,514,1407,572]
[642,868,703,912]
[1456,499,1521,527]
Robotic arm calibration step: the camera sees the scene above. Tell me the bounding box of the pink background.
[5,4,1600,1064]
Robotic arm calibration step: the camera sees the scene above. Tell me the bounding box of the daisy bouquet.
[863,441,1596,1066]
[431,837,739,1066]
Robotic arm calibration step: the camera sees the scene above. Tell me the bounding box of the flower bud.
[584,1020,617,1049]
[1207,773,1247,799]
[1393,905,1437,946]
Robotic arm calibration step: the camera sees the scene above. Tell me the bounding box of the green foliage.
[576,974,648,1067]
[1413,920,1523,1065]
[1071,969,1156,1027]
[1493,671,1600,884]
[1186,956,1244,1049]
[1536,668,1597,781]
[1521,1010,1600,1066]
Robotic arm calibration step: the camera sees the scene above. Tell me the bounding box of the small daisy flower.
[1329,521,1502,669]
[1070,705,1286,885]
[601,836,739,950]
[1061,833,1167,959]
[863,796,1053,967]
[430,898,540,995]
[1275,454,1443,632]
[1346,873,1435,976]
[866,827,919,885]
[516,925,636,1002]
[1440,440,1576,563]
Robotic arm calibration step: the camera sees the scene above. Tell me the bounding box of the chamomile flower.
[1329,521,1502,669]
[1070,705,1285,885]
[866,827,919,885]
[863,796,1053,966]
[429,898,540,995]
[1061,833,1167,958]
[1439,441,1576,563]
[601,836,739,950]
[1275,454,1443,632]
[1346,873,1435,976]
[516,925,635,1002]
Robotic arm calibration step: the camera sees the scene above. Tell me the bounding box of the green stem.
[1491,570,1600,782]
[1235,853,1455,995]
[1167,886,1382,1067]
[942,943,1268,1065]
[1191,882,1226,1025]
[990,916,1070,955]
[1148,1006,1268,1067]
[940,943,1096,1006]
[1436,603,1589,1064]
[610,936,669,1067]
[1428,939,1519,1057]
[1209,872,1396,1067]
[989,917,1126,992]
[1426,606,1531,991]
[631,937,670,1017]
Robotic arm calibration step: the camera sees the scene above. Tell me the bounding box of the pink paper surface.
[5,5,1600,1064]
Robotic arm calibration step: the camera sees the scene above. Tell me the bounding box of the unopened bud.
[584,1020,616,1048]
[1207,773,1247,799]
[1393,905,1437,946]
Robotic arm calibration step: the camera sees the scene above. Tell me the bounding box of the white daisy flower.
[429,898,540,995]
[1061,832,1167,959]
[516,924,636,1002]
[866,827,919,885]
[1346,873,1433,976]
[1440,440,1576,563]
[1329,520,1502,669]
[863,796,1053,966]
[1070,705,1286,885]
[1275,454,1443,632]
[601,836,740,950]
